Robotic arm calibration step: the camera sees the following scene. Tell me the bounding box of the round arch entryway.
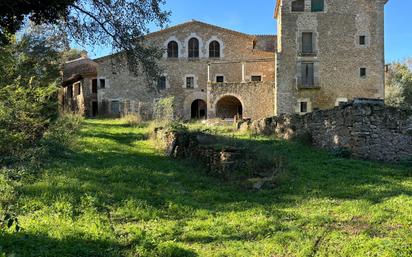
[191,99,207,119]
[216,95,243,119]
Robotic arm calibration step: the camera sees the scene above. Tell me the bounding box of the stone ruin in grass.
[152,127,287,189]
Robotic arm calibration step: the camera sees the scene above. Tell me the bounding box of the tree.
[385,60,412,109]
[0,24,70,87]
[0,24,75,162]
[0,0,170,83]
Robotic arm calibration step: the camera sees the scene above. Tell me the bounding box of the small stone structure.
[249,103,412,162]
[153,128,282,182]
[154,128,247,179]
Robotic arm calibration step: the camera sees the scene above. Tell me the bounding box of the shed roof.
[63,57,98,85]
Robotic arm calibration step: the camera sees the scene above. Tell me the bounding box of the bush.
[153,96,175,121]
[294,131,313,146]
[40,113,83,157]
[0,83,58,164]
[332,147,352,158]
[121,113,142,127]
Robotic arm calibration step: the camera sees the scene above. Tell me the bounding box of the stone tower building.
[275,0,387,115]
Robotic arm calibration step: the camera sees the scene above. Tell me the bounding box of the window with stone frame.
[292,0,305,12]
[360,68,367,78]
[251,75,262,82]
[68,85,73,98]
[311,0,324,12]
[302,32,314,54]
[111,100,120,114]
[167,41,179,58]
[301,63,315,86]
[188,38,199,58]
[209,41,220,58]
[186,76,195,89]
[157,76,167,90]
[74,82,81,95]
[100,78,106,89]
[336,99,348,106]
[92,79,98,93]
[359,35,366,46]
[300,101,308,113]
[216,75,224,83]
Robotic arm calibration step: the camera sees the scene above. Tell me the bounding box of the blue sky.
[87,0,411,63]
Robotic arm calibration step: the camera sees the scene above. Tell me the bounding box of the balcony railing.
[295,77,320,89]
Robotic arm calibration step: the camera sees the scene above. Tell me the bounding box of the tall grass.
[121,113,143,127]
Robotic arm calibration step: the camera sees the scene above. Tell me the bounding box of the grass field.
[1,119,411,257]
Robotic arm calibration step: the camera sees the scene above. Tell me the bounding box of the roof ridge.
[254,34,277,37]
[146,19,254,39]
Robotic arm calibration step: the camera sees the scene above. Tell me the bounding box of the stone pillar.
[241,62,246,83]
[207,64,211,83]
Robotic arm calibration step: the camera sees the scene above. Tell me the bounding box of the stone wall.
[207,81,275,120]
[250,103,412,162]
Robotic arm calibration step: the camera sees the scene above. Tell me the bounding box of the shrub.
[332,147,352,158]
[0,82,58,164]
[121,113,142,127]
[153,96,175,121]
[294,131,313,146]
[40,113,83,157]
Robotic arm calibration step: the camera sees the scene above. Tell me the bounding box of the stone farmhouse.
[61,0,388,121]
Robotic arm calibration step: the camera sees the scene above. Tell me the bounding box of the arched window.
[209,41,220,58]
[188,38,199,58]
[167,41,178,58]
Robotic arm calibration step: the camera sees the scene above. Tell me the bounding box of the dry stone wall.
[251,103,412,162]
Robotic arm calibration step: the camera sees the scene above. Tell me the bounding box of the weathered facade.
[60,52,98,117]
[275,0,387,115]
[61,0,388,121]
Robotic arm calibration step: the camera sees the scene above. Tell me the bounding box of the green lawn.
[1,119,411,257]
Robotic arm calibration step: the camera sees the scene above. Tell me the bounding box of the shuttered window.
[111,101,120,114]
[311,0,324,12]
[302,32,313,54]
[302,63,314,86]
